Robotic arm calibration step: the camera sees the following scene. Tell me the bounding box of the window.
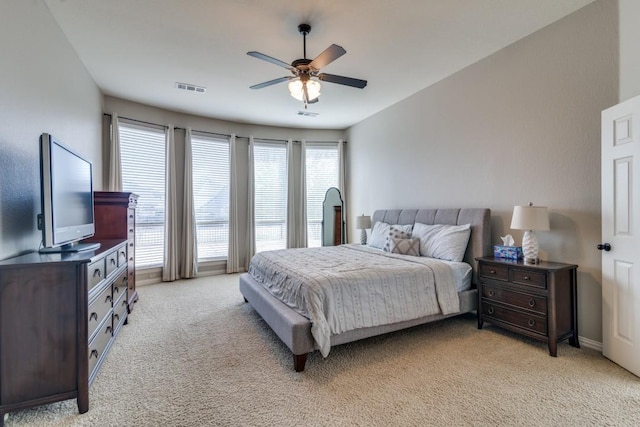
[190,133,230,260]
[119,122,166,268]
[253,141,287,252]
[305,144,340,247]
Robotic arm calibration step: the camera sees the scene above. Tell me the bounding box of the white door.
[601,95,640,377]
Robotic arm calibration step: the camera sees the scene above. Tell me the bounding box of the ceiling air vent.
[175,82,206,93]
[297,111,319,117]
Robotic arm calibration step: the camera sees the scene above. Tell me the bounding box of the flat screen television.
[38,133,100,253]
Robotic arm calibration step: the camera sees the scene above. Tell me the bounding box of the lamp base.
[360,229,367,245]
[522,230,540,264]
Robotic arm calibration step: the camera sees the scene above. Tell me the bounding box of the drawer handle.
[488,307,495,315]
[488,290,495,297]
[114,286,119,294]
[489,270,496,274]
[114,313,120,321]
[110,259,116,265]
[121,300,127,307]
[120,250,126,257]
[89,312,98,321]
[528,299,536,307]
[122,277,128,284]
[129,243,134,247]
[129,229,134,233]
[129,214,134,219]
[106,326,113,334]
[90,349,99,359]
[93,269,102,278]
[523,276,531,280]
[105,295,113,303]
[528,319,535,327]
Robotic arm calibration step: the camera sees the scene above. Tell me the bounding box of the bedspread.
[248,245,461,357]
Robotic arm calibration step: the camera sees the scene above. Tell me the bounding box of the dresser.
[476,257,580,356]
[86,191,139,312]
[0,240,128,425]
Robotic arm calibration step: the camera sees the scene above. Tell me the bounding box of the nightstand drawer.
[479,263,509,281]
[512,269,546,289]
[481,284,547,315]
[481,303,547,335]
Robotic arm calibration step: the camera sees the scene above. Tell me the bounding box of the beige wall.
[0,0,103,260]
[619,0,640,101]
[345,0,618,344]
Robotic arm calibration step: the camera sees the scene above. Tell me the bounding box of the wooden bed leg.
[293,353,308,372]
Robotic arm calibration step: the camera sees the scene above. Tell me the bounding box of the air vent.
[297,111,319,117]
[175,82,206,93]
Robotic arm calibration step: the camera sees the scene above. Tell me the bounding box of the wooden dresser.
[0,240,128,425]
[86,191,139,312]
[476,257,580,356]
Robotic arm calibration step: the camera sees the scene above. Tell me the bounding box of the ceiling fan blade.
[250,76,293,90]
[309,44,346,71]
[247,51,294,70]
[318,73,367,89]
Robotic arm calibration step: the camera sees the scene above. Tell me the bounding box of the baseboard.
[579,335,602,353]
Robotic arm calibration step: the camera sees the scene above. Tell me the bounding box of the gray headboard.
[371,208,492,284]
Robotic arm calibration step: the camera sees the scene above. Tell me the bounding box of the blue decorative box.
[494,245,523,260]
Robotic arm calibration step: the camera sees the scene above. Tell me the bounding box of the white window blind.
[254,141,288,252]
[305,144,340,247]
[190,133,230,260]
[118,121,166,268]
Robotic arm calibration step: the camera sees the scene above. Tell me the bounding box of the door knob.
[597,243,611,252]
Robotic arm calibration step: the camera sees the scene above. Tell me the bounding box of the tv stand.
[0,239,129,424]
[39,241,101,254]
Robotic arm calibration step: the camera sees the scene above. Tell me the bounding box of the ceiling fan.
[247,23,367,108]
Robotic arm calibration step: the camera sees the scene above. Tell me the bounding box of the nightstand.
[476,257,580,356]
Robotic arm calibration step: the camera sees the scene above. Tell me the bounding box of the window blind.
[305,144,340,247]
[118,122,166,267]
[254,141,288,252]
[190,133,230,260]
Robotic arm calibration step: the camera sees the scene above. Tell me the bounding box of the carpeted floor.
[5,274,640,426]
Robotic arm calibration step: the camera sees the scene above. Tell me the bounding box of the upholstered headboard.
[371,208,491,284]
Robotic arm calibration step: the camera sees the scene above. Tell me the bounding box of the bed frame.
[239,208,491,371]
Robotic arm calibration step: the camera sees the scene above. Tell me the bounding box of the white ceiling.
[44,0,595,130]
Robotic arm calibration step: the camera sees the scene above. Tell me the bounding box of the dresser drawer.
[112,269,128,301]
[481,284,547,315]
[88,284,113,340]
[512,268,547,289]
[87,259,105,291]
[481,303,547,335]
[113,292,128,331]
[479,263,509,281]
[88,318,113,377]
[106,250,119,277]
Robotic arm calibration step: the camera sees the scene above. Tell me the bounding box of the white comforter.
[248,244,461,357]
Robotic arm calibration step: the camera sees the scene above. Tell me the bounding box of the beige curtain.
[245,136,256,270]
[227,134,241,273]
[180,128,198,278]
[162,125,179,282]
[107,113,122,191]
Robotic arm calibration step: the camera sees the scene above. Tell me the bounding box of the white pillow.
[412,222,471,262]
[369,222,412,249]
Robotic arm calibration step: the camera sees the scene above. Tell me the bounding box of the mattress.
[248,244,467,357]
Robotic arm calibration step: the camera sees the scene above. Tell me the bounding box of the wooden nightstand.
[476,257,580,356]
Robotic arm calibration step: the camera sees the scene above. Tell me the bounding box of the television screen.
[39,133,100,253]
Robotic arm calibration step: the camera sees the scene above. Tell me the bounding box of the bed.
[239,208,491,371]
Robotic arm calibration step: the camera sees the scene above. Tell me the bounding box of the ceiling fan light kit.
[248,23,367,108]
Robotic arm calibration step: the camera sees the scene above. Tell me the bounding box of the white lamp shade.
[288,79,321,101]
[356,215,372,230]
[510,205,550,231]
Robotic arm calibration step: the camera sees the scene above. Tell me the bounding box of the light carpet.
[6,274,640,426]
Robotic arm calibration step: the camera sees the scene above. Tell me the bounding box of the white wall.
[619,0,640,101]
[0,0,103,260]
[346,0,617,343]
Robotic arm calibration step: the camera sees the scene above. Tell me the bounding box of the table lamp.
[510,203,550,264]
[356,215,372,245]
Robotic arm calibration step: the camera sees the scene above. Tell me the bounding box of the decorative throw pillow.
[412,222,471,262]
[389,237,420,256]
[383,225,413,252]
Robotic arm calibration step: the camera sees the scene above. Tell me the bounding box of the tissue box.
[494,245,523,260]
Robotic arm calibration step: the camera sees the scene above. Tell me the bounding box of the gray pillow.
[389,237,420,256]
[412,222,471,262]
